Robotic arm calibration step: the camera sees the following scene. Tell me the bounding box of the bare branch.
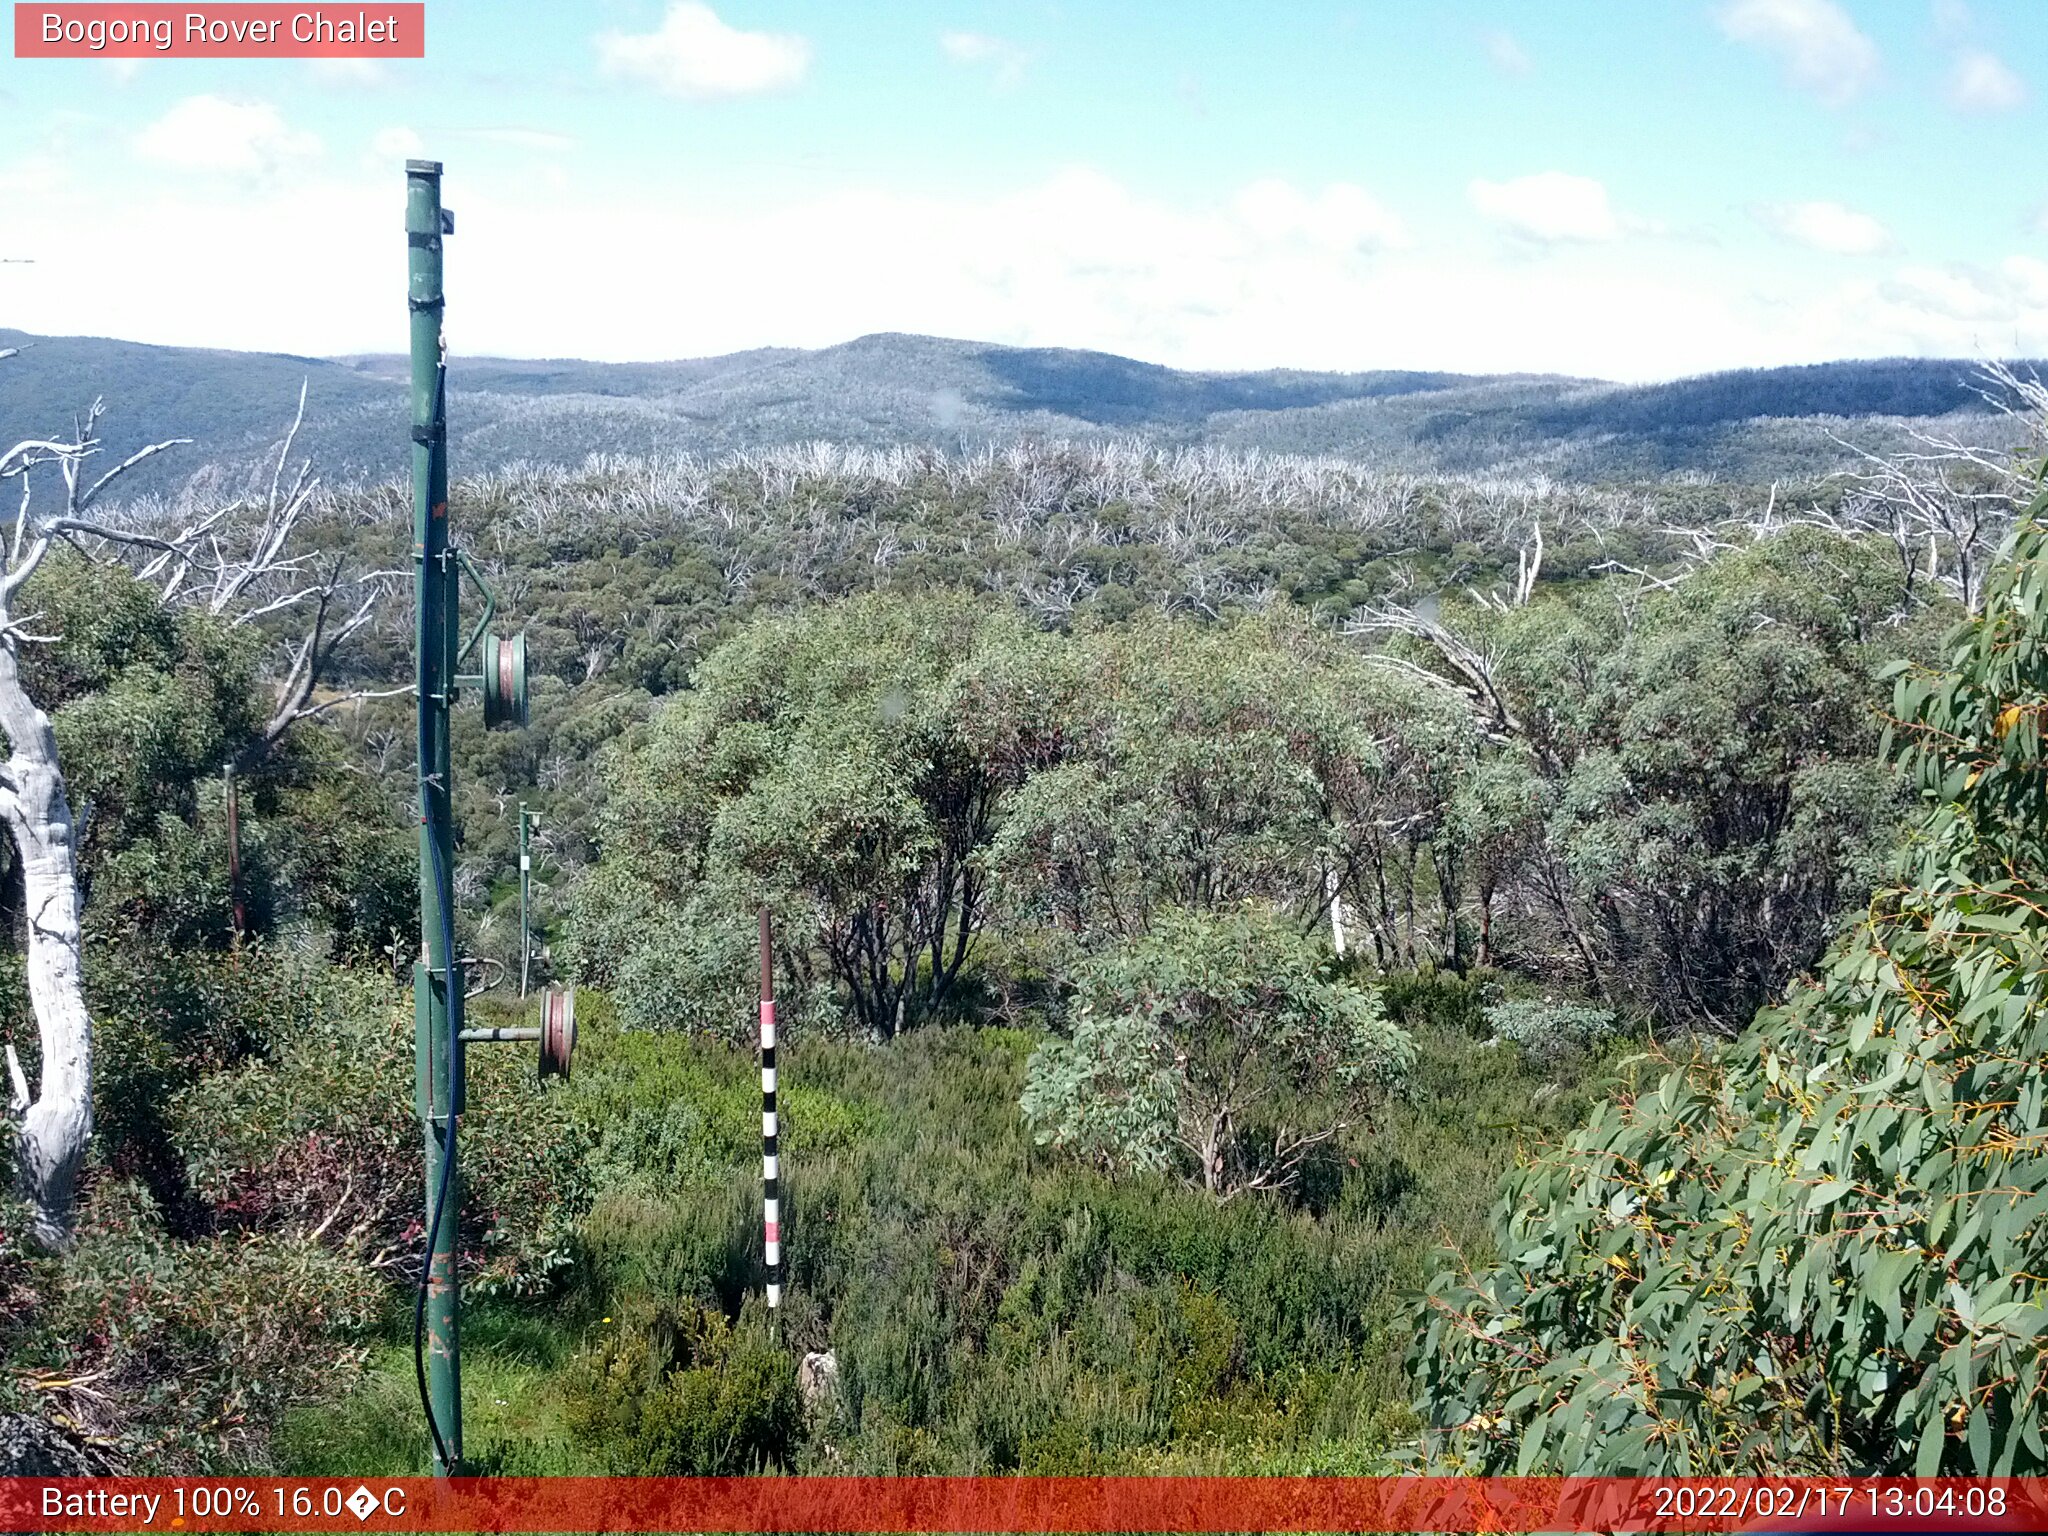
[41,515,183,555]
[0,439,86,479]
[1589,559,1687,590]
[0,534,51,608]
[77,438,193,512]
[1345,601,1525,742]
[269,378,309,516]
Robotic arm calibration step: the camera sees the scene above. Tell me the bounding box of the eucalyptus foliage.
[6,553,411,955]
[573,593,1049,1040]
[583,600,1477,1039]
[1412,484,2048,1475]
[1481,998,1620,1067]
[987,612,1473,969]
[1482,528,1914,1031]
[1022,906,1413,1197]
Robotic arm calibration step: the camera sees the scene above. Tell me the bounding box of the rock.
[0,1411,93,1476]
[797,1349,839,1410]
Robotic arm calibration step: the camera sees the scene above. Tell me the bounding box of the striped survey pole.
[760,906,781,1326]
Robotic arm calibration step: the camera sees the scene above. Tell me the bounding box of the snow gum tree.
[2,367,393,1245]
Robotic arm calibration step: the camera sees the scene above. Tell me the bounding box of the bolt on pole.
[408,157,463,1477]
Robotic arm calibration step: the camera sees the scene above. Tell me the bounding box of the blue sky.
[3,0,2046,378]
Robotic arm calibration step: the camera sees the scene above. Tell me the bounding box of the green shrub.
[167,958,588,1296]
[1377,967,1494,1035]
[564,1304,800,1474]
[1022,906,1412,1197]
[1412,486,2048,1476]
[1481,997,1619,1066]
[5,1177,378,1471]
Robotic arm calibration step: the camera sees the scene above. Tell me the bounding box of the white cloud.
[1233,179,1408,252]
[1715,0,1880,105]
[595,3,809,99]
[134,97,321,174]
[371,127,426,161]
[0,152,64,198]
[13,161,2048,389]
[1947,50,2026,112]
[2004,254,2048,307]
[1482,29,1531,76]
[940,30,1031,84]
[1766,260,2048,363]
[1469,172,1623,243]
[1883,265,2006,321]
[1757,199,1890,254]
[939,32,1002,65]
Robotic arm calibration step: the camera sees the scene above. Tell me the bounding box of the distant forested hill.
[1,326,2036,493]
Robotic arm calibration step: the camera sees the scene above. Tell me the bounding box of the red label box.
[3,1477,2047,1533]
[13,4,425,57]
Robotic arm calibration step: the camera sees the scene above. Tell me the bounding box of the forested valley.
[5,371,2048,1479]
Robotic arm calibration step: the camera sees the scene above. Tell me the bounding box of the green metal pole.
[518,802,531,998]
[407,158,463,1476]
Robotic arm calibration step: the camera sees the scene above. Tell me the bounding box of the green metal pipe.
[407,157,463,1476]
[455,547,498,667]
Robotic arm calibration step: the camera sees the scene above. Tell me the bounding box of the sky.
[3,0,2048,381]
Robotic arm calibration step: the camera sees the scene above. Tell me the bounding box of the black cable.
[413,358,460,1476]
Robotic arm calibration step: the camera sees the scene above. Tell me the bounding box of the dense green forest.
[4,391,2048,1480]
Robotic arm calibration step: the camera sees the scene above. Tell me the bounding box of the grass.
[277,1299,601,1475]
[289,989,1640,1476]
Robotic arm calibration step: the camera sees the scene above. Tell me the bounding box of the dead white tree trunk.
[0,421,111,1247]
[0,619,90,1247]
[1,376,397,1244]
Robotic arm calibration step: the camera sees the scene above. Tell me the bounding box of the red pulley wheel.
[539,984,576,1080]
[481,629,529,730]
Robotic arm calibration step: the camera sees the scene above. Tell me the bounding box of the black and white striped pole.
[760,905,781,1332]
[517,801,535,997]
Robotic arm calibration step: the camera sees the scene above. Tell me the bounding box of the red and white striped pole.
[759,906,781,1326]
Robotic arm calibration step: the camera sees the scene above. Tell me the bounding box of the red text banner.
[14,5,425,58]
[2,1477,2046,1533]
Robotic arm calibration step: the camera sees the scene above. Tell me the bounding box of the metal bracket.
[460,955,503,1000]
[455,548,498,667]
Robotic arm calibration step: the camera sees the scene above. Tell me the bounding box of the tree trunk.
[0,638,92,1248]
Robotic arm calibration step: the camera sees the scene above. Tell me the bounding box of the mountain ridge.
[2,326,2036,492]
